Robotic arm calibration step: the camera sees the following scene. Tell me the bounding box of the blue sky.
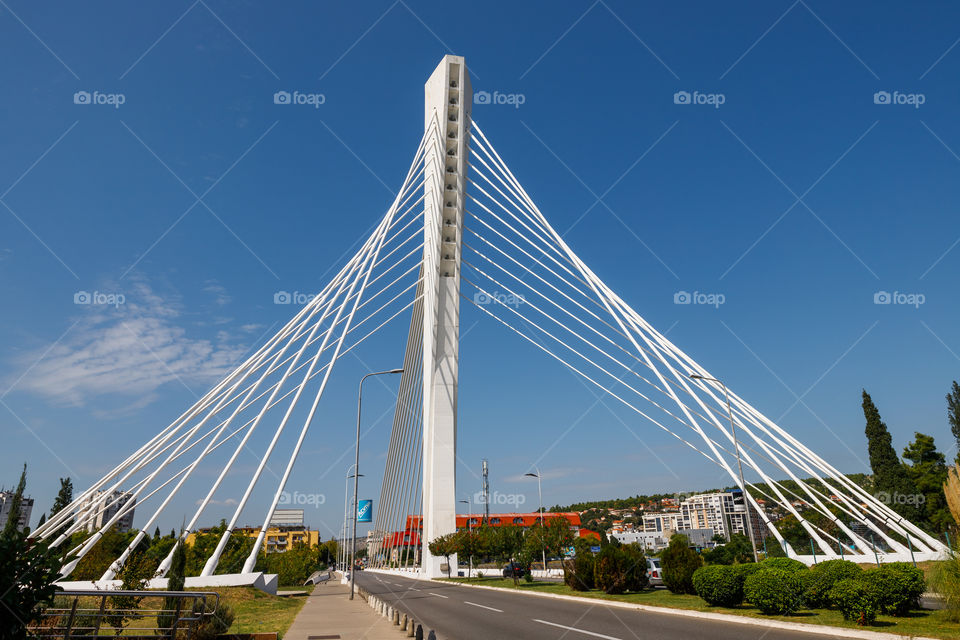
[2,1,960,540]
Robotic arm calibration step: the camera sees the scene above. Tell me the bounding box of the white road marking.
[534,619,622,640]
[464,601,503,612]
[428,592,449,598]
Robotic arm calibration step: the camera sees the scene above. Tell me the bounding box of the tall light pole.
[689,373,759,562]
[459,498,473,577]
[351,368,403,600]
[341,466,362,575]
[524,467,546,573]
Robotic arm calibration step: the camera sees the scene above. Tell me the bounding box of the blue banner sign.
[357,499,373,523]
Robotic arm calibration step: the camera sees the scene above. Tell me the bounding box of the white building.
[679,491,757,541]
[84,490,136,533]
[642,512,681,534]
[0,491,34,532]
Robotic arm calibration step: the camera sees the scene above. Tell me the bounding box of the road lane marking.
[428,592,449,598]
[464,601,503,612]
[533,619,622,640]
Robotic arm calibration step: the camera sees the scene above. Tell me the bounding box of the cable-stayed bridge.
[38,56,947,588]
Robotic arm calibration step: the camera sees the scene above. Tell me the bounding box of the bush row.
[689,558,925,624]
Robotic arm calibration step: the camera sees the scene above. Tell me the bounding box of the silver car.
[646,557,663,587]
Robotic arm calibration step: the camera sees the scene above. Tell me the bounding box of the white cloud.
[9,279,247,407]
[203,280,231,306]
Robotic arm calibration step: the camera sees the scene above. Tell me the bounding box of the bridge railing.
[27,589,219,639]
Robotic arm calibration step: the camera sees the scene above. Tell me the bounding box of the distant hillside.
[550,473,872,514]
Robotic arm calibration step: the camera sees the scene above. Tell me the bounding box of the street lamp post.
[459,498,473,577]
[350,368,403,600]
[689,373,759,563]
[524,468,547,574]
[341,466,362,575]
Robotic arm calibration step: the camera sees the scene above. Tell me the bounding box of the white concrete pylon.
[420,55,469,578]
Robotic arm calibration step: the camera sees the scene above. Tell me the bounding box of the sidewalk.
[284,580,401,640]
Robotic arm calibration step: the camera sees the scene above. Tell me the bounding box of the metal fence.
[27,589,220,639]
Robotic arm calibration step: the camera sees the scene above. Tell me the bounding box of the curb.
[439,580,939,640]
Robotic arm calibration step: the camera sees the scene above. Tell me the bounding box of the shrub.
[692,565,743,607]
[744,568,805,615]
[660,535,702,595]
[861,563,925,616]
[759,557,807,573]
[193,600,234,640]
[732,562,762,583]
[803,559,862,609]
[563,553,595,591]
[593,545,648,594]
[829,578,879,625]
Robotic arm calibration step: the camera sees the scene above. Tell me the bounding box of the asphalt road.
[354,572,845,640]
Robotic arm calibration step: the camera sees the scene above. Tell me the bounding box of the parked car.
[501,562,526,578]
[646,557,663,587]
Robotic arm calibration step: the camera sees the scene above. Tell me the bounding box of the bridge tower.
[420,56,470,578]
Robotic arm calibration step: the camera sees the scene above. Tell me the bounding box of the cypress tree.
[862,390,921,523]
[2,464,27,538]
[37,513,46,527]
[50,478,73,517]
[947,381,960,465]
[903,432,951,531]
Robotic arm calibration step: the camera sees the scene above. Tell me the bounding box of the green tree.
[49,478,73,524]
[903,432,951,531]
[948,381,960,466]
[862,390,921,523]
[2,464,27,538]
[157,541,187,632]
[660,533,702,594]
[36,514,45,528]
[427,533,457,578]
[110,552,154,636]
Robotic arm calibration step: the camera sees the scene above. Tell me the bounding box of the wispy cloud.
[7,278,247,407]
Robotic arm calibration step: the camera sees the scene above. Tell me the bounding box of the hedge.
[829,578,879,626]
[803,559,862,609]
[692,565,744,607]
[860,563,925,616]
[744,568,805,615]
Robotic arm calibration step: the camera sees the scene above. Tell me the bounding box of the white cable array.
[462,119,947,562]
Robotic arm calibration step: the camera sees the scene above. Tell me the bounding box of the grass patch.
[442,576,960,639]
[218,586,310,636]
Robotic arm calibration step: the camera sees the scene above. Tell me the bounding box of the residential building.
[678,490,766,542]
[613,528,715,550]
[0,490,33,532]
[642,511,681,534]
[83,490,135,534]
[186,524,319,553]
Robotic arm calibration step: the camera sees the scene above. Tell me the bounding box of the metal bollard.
[415,624,423,640]
[401,613,408,630]
[393,609,400,625]
[407,619,416,637]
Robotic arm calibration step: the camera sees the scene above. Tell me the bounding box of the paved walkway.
[284,579,402,640]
